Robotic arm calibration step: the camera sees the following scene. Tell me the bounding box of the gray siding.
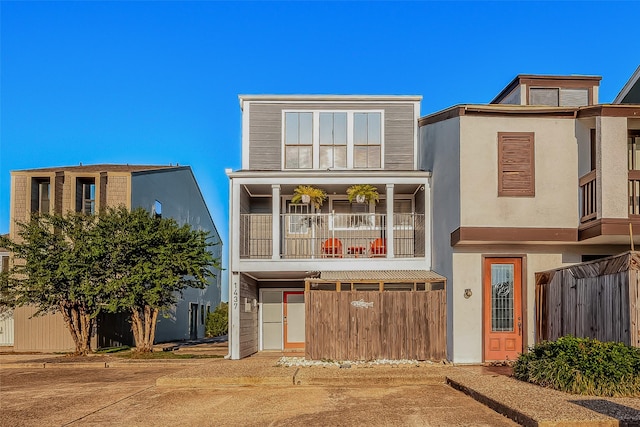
[248,102,416,171]
[131,167,223,343]
[239,274,259,358]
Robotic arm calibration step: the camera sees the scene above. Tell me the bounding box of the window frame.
[282,109,384,170]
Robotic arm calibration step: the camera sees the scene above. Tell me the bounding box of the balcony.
[580,170,640,223]
[239,213,425,259]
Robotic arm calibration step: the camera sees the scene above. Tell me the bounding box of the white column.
[386,184,394,258]
[272,184,281,260]
[423,178,432,269]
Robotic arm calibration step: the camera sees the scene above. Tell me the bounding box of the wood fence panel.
[535,252,639,347]
[306,290,446,361]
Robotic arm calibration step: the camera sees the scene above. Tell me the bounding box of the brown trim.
[578,217,640,241]
[418,106,466,126]
[577,105,640,118]
[418,105,577,127]
[451,227,578,246]
[491,74,601,104]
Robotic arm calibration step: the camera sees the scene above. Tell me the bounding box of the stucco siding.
[459,115,579,228]
[598,116,629,219]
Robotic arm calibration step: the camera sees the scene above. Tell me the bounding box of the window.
[200,304,205,324]
[283,110,383,170]
[287,202,310,234]
[331,200,372,228]
[1,255,8,273]
[354,113,381,168]
[153,200,162,218]
[628,131,640,171]
[285,112,313,169]
[319,112,347,169]
[498,132,535,197]
[529,87,589,106]
[590,129,597,171]
[31,178,51,214]
[76,178,96,214]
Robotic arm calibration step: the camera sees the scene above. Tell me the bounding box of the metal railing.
[239,213,425,259]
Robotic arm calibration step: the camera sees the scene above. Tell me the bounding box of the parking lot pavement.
[0,364,517,426]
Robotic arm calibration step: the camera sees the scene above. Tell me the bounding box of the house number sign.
[351,299,373,309]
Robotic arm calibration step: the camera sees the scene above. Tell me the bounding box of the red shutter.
[498,132,535,197]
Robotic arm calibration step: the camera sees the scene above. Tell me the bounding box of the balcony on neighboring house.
[240,211,425,260]
[578,127,640,240]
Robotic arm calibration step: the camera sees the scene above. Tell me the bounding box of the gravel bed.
[276,356,437,368]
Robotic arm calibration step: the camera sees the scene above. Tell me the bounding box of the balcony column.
[386,184,394,258]
[272,184,281,260]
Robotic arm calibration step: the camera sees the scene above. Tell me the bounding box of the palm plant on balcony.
[347,184,380,204]
[291,185,327,210]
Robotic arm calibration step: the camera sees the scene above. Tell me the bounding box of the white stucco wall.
[459,116,579,228]
[598,116,629,219]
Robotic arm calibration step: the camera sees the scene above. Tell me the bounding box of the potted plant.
[291,185,327,209]
[347,184,379,204]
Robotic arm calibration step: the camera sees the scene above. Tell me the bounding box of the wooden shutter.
[498,132,535,197]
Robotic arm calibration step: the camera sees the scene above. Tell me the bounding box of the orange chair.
[370,238,386,257]
[322,238,343,258]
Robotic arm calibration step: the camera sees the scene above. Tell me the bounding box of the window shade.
[498,132,535,197]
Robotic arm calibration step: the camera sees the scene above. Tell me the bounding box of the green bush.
[513,335,640,397]
[205,302,228,338]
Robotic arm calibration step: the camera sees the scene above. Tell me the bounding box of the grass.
[113,351,223,360]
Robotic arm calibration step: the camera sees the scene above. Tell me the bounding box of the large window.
[76,178,96,214]
[284,110,383,170]
[319,112,347,169]
[529,87,589,106]
[31,178,51,214]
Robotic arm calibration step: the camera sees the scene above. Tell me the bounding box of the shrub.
[205,302,228,338]
[513,335,640,397]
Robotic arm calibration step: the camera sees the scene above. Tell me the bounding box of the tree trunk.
[131,305,159,352]
[59,301,93,355]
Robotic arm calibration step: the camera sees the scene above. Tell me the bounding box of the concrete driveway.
[0,361,516,426]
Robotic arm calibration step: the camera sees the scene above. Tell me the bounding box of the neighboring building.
[8,164,222,352]
[420,73,640,363]
[0,245,13,347]
[227,95,446,360]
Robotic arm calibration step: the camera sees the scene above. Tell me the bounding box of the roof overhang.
[614,65,640,104]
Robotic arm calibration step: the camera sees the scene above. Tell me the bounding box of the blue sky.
[1,1,638,301]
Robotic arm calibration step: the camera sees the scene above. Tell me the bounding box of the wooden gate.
[305,290,446,361]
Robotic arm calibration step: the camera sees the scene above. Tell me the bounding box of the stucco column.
[272,185,281,260]
[597,116,629,219]
[386,184,394,258]
[229,273,240,359]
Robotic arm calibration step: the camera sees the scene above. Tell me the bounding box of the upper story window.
[31,178,51,214]
[529,87,589,106]
[629,130,640,170]
[284,110,383,170]
[76,178,96,214]
[498,132,535,197]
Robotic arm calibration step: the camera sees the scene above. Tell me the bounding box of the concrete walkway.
[2,344,639,426]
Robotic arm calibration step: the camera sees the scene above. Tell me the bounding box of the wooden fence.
[305,290,446,361]
[535,251,640,347]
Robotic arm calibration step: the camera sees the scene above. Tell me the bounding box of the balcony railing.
[580,170,640,222]
[629,171,640,216]
[239,213,425,259]
[579,170,597,223]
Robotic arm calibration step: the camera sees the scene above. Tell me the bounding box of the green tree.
[0,213,104,355]
[97,207,219,352]
[206,302,228,338]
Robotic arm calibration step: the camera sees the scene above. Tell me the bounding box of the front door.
[283,292,305,349]
[483,258,523,361]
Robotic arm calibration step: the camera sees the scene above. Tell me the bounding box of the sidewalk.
[3,342,639,426]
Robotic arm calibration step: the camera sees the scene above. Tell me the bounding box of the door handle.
[517,316,522,336]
